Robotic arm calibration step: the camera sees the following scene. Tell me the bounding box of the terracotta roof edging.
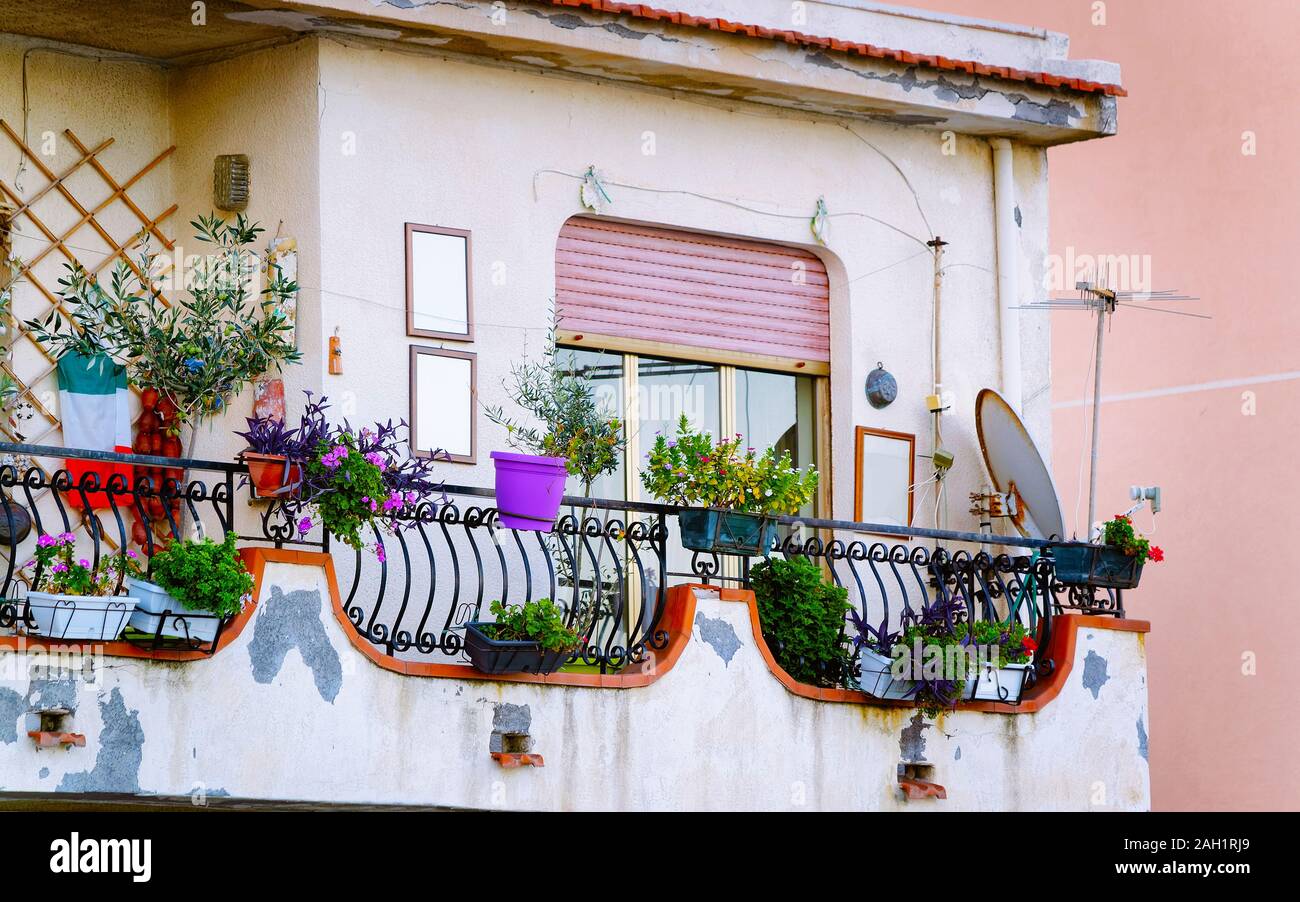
[536,0,1127,98]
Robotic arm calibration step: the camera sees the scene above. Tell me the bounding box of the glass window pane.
[735,367,817,517]
[636,355,721,583]
[557,347,625,501]
[636,355,720,442]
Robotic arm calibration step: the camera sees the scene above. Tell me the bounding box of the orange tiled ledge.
[726,586,1150,714]
[320,553,1149,714]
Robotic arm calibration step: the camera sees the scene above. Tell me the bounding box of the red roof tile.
[537,0,1127,97]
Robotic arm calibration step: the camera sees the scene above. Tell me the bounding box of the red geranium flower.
[1148,546,1164,563]
[1022,636,1038,652]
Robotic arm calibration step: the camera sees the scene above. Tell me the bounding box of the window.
[562,346,820,506]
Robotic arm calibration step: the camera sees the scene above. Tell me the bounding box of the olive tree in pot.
[27,214,301,542]
[484,327,623,531]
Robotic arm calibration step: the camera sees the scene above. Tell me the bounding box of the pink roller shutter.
[555,218,830,366]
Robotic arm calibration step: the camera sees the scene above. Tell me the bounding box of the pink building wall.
[903,0,1300,810]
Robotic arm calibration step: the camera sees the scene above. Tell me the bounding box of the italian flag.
[58,351,132,509]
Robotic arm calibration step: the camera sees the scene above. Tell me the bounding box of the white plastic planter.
[126,577,222,644]
[969,660,1033,703]
[857,647,916,700]
[24,591,138,642]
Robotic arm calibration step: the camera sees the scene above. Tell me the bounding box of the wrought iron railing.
[0,443,243,652]
[0,444,1122,686]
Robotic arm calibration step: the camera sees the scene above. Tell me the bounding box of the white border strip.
[1054,370,1300,409]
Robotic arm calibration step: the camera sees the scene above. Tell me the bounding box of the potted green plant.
[126,532,254,644]
[22,532,139,641]
[484,327,624,530]
[640,414,818,556]
[1053,513,1163,589]
[464,598,583,675]
[750,556,852,688]
[966,619,1037,703]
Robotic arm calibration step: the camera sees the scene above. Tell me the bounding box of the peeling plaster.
[38,767,49,779]
[1136,716,1148,761]
[26,671,81,714]
[694,613,740,666]
[0,688,22,743]
[1007,94,1080,127]
[1081,650,1110,700]
[805,54,1081,128]
[248,586,343,703]
[523,8,683,45]
[56,688,143,795]
[490,702,532,754]
[954,745,961,761]
[492,702,531,735]
[899,713,930,762]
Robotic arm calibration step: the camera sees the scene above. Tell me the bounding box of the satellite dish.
[975,389,1065,541]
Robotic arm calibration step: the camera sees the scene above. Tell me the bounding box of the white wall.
[168,38,324,466]
[0,565,1150,810]
[314,38,1052,529]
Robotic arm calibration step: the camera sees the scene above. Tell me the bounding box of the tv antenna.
[1017,270,1205,537]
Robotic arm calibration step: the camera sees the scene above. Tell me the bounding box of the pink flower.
[37,534,56,547]
[375,544,386,563]
[50,562,67,573]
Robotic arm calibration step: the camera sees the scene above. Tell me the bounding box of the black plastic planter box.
[464,622,573,675]
[1052,543,1144,590]
[678,508,776,556]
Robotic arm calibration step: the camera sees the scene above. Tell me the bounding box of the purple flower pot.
[490,451,569,531]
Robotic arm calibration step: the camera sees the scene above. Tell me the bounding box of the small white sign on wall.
[410,346,475,463]
[406,223,473,341]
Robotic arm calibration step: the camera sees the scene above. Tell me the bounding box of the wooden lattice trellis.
[0,119,176,547]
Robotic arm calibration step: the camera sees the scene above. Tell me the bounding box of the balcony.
[0,443,1127,703]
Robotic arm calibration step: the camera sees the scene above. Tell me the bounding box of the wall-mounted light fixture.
[214,154,250,211]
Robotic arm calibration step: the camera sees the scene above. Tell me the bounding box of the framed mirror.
[406,223,473,341]
[410,346,476,463]
[853,426,915,536]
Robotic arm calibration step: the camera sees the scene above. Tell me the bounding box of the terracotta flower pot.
[244,452,303,498]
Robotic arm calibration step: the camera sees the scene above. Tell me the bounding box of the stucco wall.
[0,562,1150,810]
[167,38,324,467]
[314,36,1052,526]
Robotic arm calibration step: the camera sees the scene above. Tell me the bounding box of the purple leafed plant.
[256,392,449,557]
[848,608,899,657]
[235,414,301,457]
